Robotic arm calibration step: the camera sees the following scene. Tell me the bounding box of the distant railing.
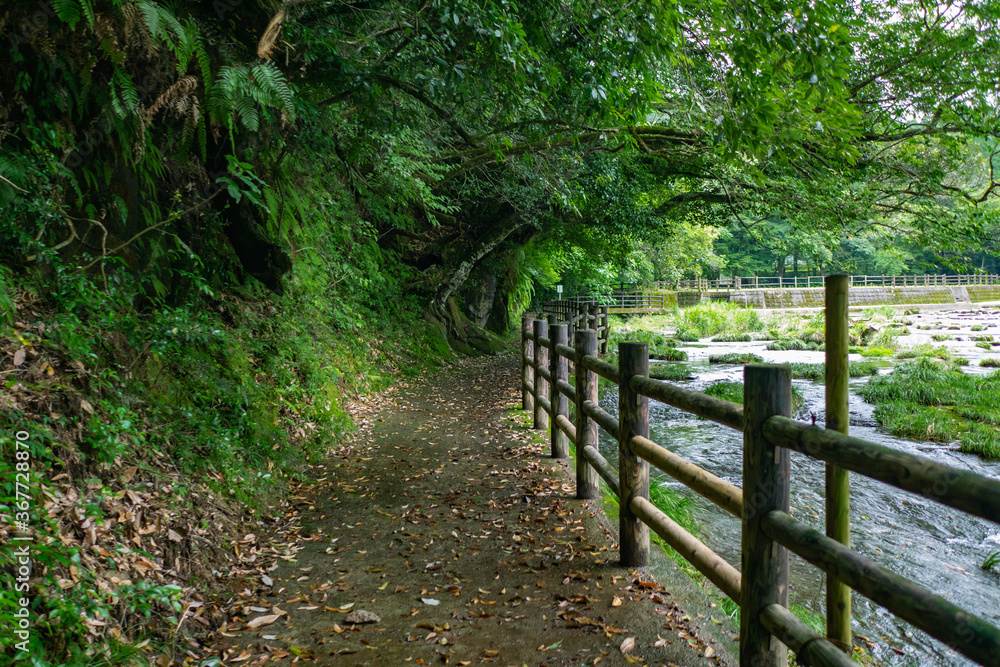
[536,302,611,354]
[630,273,1000,291]
[521,277,1000,666]
[543,294,671,312]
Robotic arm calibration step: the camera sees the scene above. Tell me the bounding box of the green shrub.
[712,332,753,342]
[649,364,695,382]
[703,381,804,414]
[981,358,1000,368]
[767,338,807,351]
[708,352,764,365]
[859,360,1000,459]
[786,362,881,380]
[674,301,763,339]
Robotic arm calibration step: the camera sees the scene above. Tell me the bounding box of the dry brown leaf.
[12,348,25,366]
[620,637,636,654]
[611,595,623,607]
[245,614,280,630]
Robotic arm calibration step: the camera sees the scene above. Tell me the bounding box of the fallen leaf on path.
[246,614,280,630]
[620,637,636,654]
[421,598,440,606]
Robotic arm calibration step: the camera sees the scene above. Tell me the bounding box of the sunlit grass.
[859,359,1000,459]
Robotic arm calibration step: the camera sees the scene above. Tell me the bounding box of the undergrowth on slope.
[0,214,450,664]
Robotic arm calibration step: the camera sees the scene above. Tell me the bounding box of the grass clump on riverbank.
[607,317,687,360]
[786,362,882,380]
[649,364,695,381]
[703,381,805,416]
[858,359,1000,458]
[708,352,765,364]
[674,302,764,340]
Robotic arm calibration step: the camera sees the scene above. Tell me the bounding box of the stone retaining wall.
[967,285,1000,302]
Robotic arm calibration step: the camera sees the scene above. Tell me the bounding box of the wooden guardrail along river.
[520,276,1000,667]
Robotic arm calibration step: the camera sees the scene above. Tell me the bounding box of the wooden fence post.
[550,323,569,459]
[575,329,599,499]
[742,364,792,667]
[825,275,852,649]
[600,306,609,355]
[522,317,534,412]
[619,342,650,567]
[533,319,549,431]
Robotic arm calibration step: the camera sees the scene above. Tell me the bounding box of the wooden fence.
[520,279,1000,667]
[535,302,611,355]
[567,273,1000,295]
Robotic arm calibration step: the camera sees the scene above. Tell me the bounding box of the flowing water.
[594,307,1000,666]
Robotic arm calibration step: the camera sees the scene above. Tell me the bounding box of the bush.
[712,332,753,342]
[767,338,807,351]
[708,352,764,365]
[649,364,695,382]
[674,302,763,339]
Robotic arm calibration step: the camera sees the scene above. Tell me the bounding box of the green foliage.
[703,380,805,415]
[708,353,764,365]
[649,364,694,382]
[674,302,764,340]
[859,359,1000,458]
[785,362,881,381]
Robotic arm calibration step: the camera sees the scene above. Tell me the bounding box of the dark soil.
[213,355,732,666]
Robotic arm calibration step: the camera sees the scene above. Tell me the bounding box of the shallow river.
[595,307,1000,666]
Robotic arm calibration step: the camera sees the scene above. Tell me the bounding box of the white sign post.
[556,284,563,295]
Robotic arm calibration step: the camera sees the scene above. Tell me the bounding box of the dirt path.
[215,355,731,666]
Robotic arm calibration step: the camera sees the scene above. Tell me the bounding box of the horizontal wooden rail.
[759,604,855,667]
[764,416,1000,525]
[631,375,744,431]
[581,444,618,496]
[554,343,574,359]
[630,435,743,518]
[555,414,577,444]
[537,395,551,416]
[582,399,619,440]
[555,378,576,403]
[580,354,620,384]
[631,496,742,603]
[522,298,1000,667]
[762,510,1000,666]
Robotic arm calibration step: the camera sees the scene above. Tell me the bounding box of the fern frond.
[52,0,82,29]
[113,68,140,114]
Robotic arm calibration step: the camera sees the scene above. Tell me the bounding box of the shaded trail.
[219,355,730,666]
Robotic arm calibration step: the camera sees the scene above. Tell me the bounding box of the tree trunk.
[432,212,526,310]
